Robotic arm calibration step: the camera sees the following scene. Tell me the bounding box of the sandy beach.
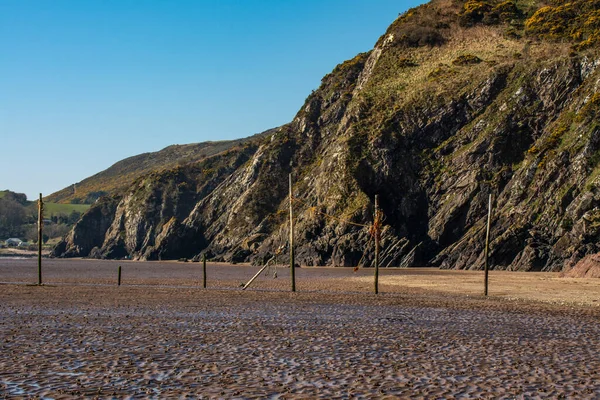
[1,259,599,398]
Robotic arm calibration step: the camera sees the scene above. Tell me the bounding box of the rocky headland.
[53,0,600,273]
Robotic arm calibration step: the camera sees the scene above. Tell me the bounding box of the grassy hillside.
[40,202,90,215]
[46,129,276,204]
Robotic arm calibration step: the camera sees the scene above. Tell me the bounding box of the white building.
[5,238,23,247]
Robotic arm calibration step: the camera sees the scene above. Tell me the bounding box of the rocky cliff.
[54,0,600,272]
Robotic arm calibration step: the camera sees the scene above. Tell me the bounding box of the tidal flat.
[1,259,599,398]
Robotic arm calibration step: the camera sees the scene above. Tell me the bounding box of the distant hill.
[0,190,27,204]
[46,130,276,204]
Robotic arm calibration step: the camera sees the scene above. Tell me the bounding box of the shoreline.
[2,258,599,307]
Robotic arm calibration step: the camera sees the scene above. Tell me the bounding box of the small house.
[6,238,23,247]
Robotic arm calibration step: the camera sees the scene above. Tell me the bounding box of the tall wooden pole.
[37,193,43,286]
[203,253,207,288]
[374,194,380,295]
[289,173,296,292]
[484,193,492,297]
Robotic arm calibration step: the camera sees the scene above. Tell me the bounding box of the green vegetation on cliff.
[525,0,600,49]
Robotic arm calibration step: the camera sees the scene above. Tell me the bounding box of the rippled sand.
[1,259,599,398]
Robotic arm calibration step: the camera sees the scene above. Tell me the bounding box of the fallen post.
[242,256,275,290]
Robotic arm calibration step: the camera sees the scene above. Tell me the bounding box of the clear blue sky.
[1,0,424,200]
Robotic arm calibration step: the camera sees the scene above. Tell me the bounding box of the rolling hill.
[45,130,276,204]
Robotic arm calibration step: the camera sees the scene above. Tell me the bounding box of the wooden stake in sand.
[242,256,275,290]
[484,194,492,297]
[203,253,207,288]
[374,194,380,295]
[37,193,43,286]
[289,173,296,292]
[118,265,122,286]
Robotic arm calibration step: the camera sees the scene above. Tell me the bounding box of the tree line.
[0,191,81,242]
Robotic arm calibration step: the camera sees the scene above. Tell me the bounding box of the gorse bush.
[428,64,456,81]
[377,3,450,49]
[460,1,493,26]
[452,54,483,65]
[525,0,600,49]
[459,0,523,27]
[576,93,600,122]
[397,58,419,68]
[398,26,446,47]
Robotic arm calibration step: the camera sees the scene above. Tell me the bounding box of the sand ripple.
[1,287,599,398]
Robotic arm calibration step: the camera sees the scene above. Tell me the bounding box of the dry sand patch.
[353,269,600,307]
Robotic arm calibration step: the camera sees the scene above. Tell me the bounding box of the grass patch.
[452,54,483,65]
[38,202,90,216]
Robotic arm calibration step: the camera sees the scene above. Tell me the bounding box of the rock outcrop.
[562,254,600,278]
[54,0,600,273]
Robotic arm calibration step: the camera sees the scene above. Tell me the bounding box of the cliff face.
[54,0,600,272]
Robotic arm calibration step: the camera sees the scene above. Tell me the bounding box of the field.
[1,259,599,398]
[0,191,90,214]
[38,202,90,216]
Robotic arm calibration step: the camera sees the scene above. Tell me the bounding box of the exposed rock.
[54,1,600,276]
[52,196,119,258]
[562,253,600,278]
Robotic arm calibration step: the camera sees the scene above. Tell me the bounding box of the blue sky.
[1,0,424,200]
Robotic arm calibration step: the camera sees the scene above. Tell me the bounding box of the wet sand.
[1,259,599,398]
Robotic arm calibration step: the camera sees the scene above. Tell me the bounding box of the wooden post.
[242,256,275,290]
[374,194,380,295]
[484,194,492,297]
[118,265,122,286]
[37,193,43,286]
[203,253,207,288]
[289,173,296,292]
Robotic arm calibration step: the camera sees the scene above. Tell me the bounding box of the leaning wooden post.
[484,193,492,297]
[202,253,207,288]
[374,194,380,295]
[37,193,43,286]
[289,173,296,292]
[118,265,122,286]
